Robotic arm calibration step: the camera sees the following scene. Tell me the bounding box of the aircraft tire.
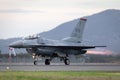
[64,59,70,65]
[45,59,50,65]
[34,61,38,65]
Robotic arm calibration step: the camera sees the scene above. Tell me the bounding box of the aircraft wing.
[9,40,106,50]
[25,45,106,50]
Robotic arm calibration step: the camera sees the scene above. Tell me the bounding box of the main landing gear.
[45,59,50,65]
[64,58,70,65]
[44,58,70,65]
[34,58,51,65]
[34,58,70,65]
[33,54,51,65]
[33,54,70,65]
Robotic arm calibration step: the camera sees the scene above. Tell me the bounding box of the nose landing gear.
[33,54,39,65]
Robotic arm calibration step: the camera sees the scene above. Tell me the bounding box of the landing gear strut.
[33,54,39,65]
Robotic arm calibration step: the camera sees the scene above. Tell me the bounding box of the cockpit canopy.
[24,34,39,40]
[24,34,45,44]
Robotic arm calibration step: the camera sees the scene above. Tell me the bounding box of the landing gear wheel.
[64,59,70,65]
[34,61,38,65]
[45,59,50,65]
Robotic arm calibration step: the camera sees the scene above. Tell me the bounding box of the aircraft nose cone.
[9,40,23,48]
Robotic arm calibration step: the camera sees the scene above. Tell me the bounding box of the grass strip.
[0,71,120,80]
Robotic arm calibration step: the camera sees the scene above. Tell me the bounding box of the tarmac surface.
[0,63,120,71]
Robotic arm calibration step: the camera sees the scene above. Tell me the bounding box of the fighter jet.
[9,18,105,65]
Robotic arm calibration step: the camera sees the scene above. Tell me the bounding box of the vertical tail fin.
[63,18,87,43]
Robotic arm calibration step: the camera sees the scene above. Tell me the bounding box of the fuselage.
[9,36,86,56]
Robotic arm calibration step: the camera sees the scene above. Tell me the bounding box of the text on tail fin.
[63,18,87,43]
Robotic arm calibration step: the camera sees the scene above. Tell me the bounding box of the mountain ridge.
[0,9,120,54]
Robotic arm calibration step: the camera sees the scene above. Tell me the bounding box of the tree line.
[0,53,120,63]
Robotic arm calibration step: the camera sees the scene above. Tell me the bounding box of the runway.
[0,63,120,71]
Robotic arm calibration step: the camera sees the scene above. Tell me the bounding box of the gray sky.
[0,0,120,39]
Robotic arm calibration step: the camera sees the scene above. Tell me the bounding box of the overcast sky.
[0,0,120,39]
